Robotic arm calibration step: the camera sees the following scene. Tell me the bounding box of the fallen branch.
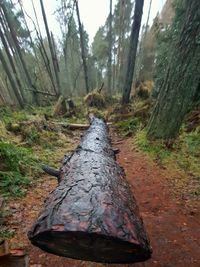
[42,165,60,180]
[25,88,56,97]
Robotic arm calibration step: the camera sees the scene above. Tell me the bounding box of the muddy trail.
[2,130,200,267]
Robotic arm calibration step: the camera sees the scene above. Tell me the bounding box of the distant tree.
[40,0,61,96]
[122,0,144,104]
[74,0,89,94]
[0,48,24,108]
[107,0,113,95]
[113,0,133,91]
[136,0,154,82]
[0,0,39,104]
[92,26,108,87]
[147,0,200,140]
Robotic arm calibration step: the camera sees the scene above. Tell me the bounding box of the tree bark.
[28,116,151,264]
[75,0,89,94]
[122,0,144,104]
[147,0,200,140]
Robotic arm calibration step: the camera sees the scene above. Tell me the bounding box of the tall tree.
[0,25,26,99]
[0,1,39,104]
[0,48,24,108]
[122,0,144,104]
[114,0,133,91]
[40,0,61,96]
[135,0,153,82]
[107,0,113,95]
[75,0,89,94]
[147,0,200,140]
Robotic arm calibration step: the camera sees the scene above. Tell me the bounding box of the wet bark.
[28,116,151,263]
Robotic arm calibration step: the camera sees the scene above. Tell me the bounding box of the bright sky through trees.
[22,0,165,45]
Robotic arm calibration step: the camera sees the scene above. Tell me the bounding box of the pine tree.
[147,0,200,140]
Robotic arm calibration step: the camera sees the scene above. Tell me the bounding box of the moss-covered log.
[28,116,152,263]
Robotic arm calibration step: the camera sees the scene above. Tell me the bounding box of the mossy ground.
[114,100,200,199]
[0,104,81,240]
[0,99,199,242]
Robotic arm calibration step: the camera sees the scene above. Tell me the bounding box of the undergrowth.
[0,142,40,198]
[0,105,77,198]
[115,117,142,136]
[134,129,200,196]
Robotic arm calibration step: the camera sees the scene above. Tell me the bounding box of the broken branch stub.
[28,117,152,263]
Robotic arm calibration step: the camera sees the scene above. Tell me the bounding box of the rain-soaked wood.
[28,116,152,263]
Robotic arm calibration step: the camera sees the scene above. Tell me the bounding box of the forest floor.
[1,126,200,267]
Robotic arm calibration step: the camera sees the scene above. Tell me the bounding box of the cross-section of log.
[28,116,152,263]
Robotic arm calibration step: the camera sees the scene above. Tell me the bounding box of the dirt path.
[115,137,200,267]
[4,134,200,267]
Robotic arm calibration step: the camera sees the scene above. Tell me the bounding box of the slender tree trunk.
[0,86,5,105]
[0,24,26,102]
[39,0,61,96]
[0,76,11,105]
[116,0,127,93]
[18,0,49,95]
[147,0,200,140]
[30,0,57,95]
[136,0,152,82]
[107,0,113,95]
[51,32,60,73]
[0,48,24,108]
[0,2,39,105]
[75,0,89,94]
[144,0,152,37]
[122,0,144,104]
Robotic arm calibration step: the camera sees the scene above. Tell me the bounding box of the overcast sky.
[22,0,165,45]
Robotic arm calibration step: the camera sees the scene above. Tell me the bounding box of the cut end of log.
[29,231,151,263]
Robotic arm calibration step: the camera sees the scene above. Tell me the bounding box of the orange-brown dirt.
[2,132,200,267]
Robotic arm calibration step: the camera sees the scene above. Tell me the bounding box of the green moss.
[0,107,29,125]
[115,117,142,136]
[134,130,171,161]
[0,142,40,197]
[134,129,200,177]
[23,127,40,145]
[0,229,15,240]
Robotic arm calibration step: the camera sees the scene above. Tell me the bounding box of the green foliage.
[0,141,39,197]
[134,130,171,161]
[0,171,29,197]
[115,117,141,136]
[134,129,200,177]
[24,127,40,145]
[0,107,28,125]
[0,229,15,240]
[183,132,200,154]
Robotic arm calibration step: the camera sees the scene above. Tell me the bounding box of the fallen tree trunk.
[28,116,152,263]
